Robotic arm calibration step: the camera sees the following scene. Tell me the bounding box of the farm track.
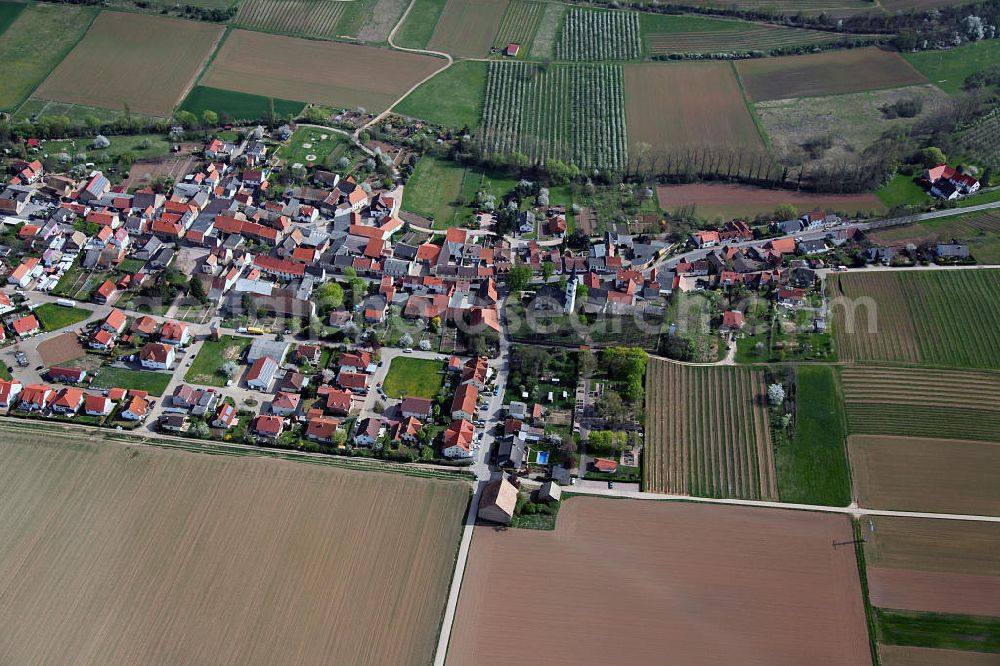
[643,360,775,500]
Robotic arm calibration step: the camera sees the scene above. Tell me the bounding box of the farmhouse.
[478,475,518,525]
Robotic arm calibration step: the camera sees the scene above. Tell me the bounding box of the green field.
[185,335,250,387]
[0,4,98,111]
[180,85,305,122]
[33,304,92,331]
[829,269,1000,369]
[395,61,487,129]
[875,608,1000,653]
[393,0,447,49]
[92,367,172,396]
[277,126,350,167]
[46,133,173,162]
[775,365,852,506]
[904,39,1000,96]
[402,157,472,227]
[0,1,25,36]
[13,98,125,124]
[876,172,930,208]
[382,357,444,399]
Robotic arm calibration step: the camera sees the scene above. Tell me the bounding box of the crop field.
[0,1,24,36]
[480,61,628,170]
[643,359,777,500]
[392,0,446,49]
[862,517,1000,659]
[829,270,1000,369]
[200,30,442,114]
[492,0,542,50]
[653,0,874,15]
[736,48,927,102]
[555,8,641,61]
[0,429,467,664]
[646,24,849,55]
[449,498,871,664]
[657,182,884,219]
[624,62,765,165]
[427,0,508,58]
[0,4,98,111]
[180,85,305,122]
[869,210,1000,263]
[34,12,221,117]
[904,39,1000,96]
[527,1,565,58]
[881,646,1000,666]
[841,366,1000,442]
[849,434,1000,515]
[395,60,487,129]
[235,0,346,38]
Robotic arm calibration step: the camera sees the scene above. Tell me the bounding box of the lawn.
[395,60,487,129]
[392,0,447,48]
[180,85,305,122]
[277,127,350,167]
[904,39,1000,95]
[875,608,1000,653]
[33,303,92,331]
[402,156,470,227]
[185,335,250,387]
[46,133,173,163]
[0,4,98,111]
[776,365,852,506]
[876,172,930,208]
[92,366,172,396]
[382,357,444,398]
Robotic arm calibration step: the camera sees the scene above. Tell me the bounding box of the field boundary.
[730,59,772,151]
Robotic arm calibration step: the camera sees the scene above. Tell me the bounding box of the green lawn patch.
[45,133,172,163]
[185,335,250,387]
[180,85,305,122]
[0,363,11,381]
[392,0,447,49]
[0,4,98,111]
[876,172,930,208]
[904,40,1000,96]
[396,61,487,130]
[402,156,469,226]
[92,367,172,396]
[277,126,349,167]
[776,365,851,506]
[33,303,92,331]
[382,357,444,398]
[876,608,1000,653]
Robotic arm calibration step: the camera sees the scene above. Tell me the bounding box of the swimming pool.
[536,451,549,464]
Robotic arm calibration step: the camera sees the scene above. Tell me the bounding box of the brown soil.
[869,567,1000,616]
[864,516,1000,577]
[201,30,443,113]
[448,497,870,665]
[35,12,222,116]
[849,435,1000,515]
[0,431,468,665]
[880,645,1000,666]
[656,182,884,220]
[735,47,927,102]
[124,154,198,190]
[36,332,85,366]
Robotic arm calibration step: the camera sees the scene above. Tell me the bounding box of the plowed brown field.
[449,498,870,665]
[656,182,885,219]
[0,428,468,665]
[201,30,443,113]
[881,645,1000,666]
[736,47,927,101]
[849,435,1000,514]
[868,568,1000,616]
[35,12,223,116]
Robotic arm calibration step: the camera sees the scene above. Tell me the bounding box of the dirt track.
[448,496,870,665]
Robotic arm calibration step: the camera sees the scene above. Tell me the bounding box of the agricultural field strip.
[555,8,640,61]
[235,0,347,38]
[493,0,543,48]
[479,61,627,170]
[646,25,847,54]
[644,360,775,500]
[830,270,1000,369]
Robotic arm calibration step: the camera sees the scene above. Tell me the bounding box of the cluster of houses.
[0,376,150,422]
[923,164,981,200]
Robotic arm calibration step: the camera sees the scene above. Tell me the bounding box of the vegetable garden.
[555,8,641,61]
[480,61,628,170]
[643,359,777,500]
[829,269,1000,369]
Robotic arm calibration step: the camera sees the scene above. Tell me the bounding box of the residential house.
[324,387,353,415]
[121,394,150,420]
[400,396,433,420]
[306,416,341,444]
[269,391,301,417]
[253,414,284,439]
[159,320,190,346]
[353,416,383,447]
[18,384,53,412]
[84,394,114,417]
[212,403,238,429]
[451,383,479,421]
[390,415,422,444]
[48,366,87,384]
[102,308,128,335]
[719,310,745,333]
[442,419,475,459]
[140,342,175,370]
[11,314,40,337]
[0,379,23,408]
